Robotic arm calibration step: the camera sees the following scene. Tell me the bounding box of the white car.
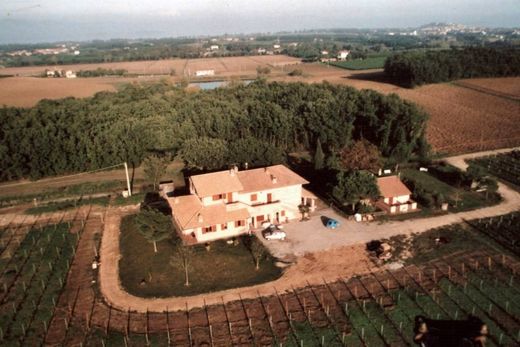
[262,224,286,241]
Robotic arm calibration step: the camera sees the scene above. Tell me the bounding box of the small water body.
[188,80,253,90]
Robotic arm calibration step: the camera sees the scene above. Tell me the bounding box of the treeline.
[384,47,520,87]
[0,80,429,181]
[77,68,127,77]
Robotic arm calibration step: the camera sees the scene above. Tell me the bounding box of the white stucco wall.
[395,195,411,204]
[195,223,249,243]
[236,185,302,207]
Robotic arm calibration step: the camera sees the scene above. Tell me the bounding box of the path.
[98,148,520,312]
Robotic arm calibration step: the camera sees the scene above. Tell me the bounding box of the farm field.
[468,150,520,189]
[0,54,301,77]
[0,76,120,107]
[0,55,301,107]
[1,59,519,154]
[2,207,519,346]
[454,77,520,101]
[329,56,388,70]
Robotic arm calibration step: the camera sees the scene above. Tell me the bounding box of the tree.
[466,164,486,186]
[142,155,169,191]
[250,237,266,270]
[339,139,382,172]
[314,138,325,171]
[134,208,172,253]
[170,243,194,286]
[298,203,310,221]
[332,171,380,211]
[179,137,228,170]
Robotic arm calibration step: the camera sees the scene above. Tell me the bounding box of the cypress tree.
[314,138,325,170]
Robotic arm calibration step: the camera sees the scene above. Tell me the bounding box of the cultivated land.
[2,57,518,154]
[2,206,519,346]
[0,55,300,78]
[0,149,519,345]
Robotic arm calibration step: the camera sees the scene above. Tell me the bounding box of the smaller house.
[65,70,77,78]
[376,176,417,214]
[257,48,267,54]
[195,69,215,77]
[210,45,219,51]
[337,50,350,60]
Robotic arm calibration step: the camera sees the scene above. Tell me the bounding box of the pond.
[188,79,253,90]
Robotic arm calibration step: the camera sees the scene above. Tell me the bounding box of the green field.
[119,214,282,297]
[329,56,388,70]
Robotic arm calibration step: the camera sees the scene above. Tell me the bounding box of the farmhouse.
[337,50,350,60]
[375,175,417,214]
[167,165,315,243]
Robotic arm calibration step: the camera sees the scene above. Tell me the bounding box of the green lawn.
[401,169,501,213]
[25,196,110,214]
[329,56,387,70]
[119,215,283,297]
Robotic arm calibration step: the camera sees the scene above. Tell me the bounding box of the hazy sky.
[1,0,519,44]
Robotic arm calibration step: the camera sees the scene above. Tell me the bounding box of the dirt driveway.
[259,147,520,259]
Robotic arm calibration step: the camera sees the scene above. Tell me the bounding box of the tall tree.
[339,139,382,172]
[170,244,194,286]
[134,209,172,253]
[314,138,325,170]
[142,155,169,191]
[179,137,228,170]
[332,171,380,211]
[250,237,266,270]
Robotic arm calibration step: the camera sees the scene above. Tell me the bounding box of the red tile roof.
[377,175,412,198]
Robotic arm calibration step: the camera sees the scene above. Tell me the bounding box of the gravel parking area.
[257,175,520,258]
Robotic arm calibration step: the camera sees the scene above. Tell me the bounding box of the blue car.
[326,218,340,229]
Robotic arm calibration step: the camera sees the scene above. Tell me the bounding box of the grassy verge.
[119,214,282,297]
[0,180,125,208]
[112,192,145,206]
[25,196,109,214]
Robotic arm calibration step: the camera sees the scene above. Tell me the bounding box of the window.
[281,210,285,217]
[203,225,216,233]
[212,193,225,201]
[235,220,245,227]
[221,223,228,230]
[256,215,265,222]
[250,194,257,202]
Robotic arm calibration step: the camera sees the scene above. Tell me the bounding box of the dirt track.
[97,148,520,314]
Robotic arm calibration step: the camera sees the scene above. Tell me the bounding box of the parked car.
[326,218,340,229]
[262,224,286,241]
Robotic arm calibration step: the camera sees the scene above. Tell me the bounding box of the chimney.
[230,168,235,176]
[244,162,248,170]
[271,175,278,184]
[197,213,203,223]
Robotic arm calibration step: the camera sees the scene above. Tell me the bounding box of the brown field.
[0,54,301,77]
[1,58,519,154]
[453,77,520,101]
[0,76,122,107]
[273,64,520,154]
